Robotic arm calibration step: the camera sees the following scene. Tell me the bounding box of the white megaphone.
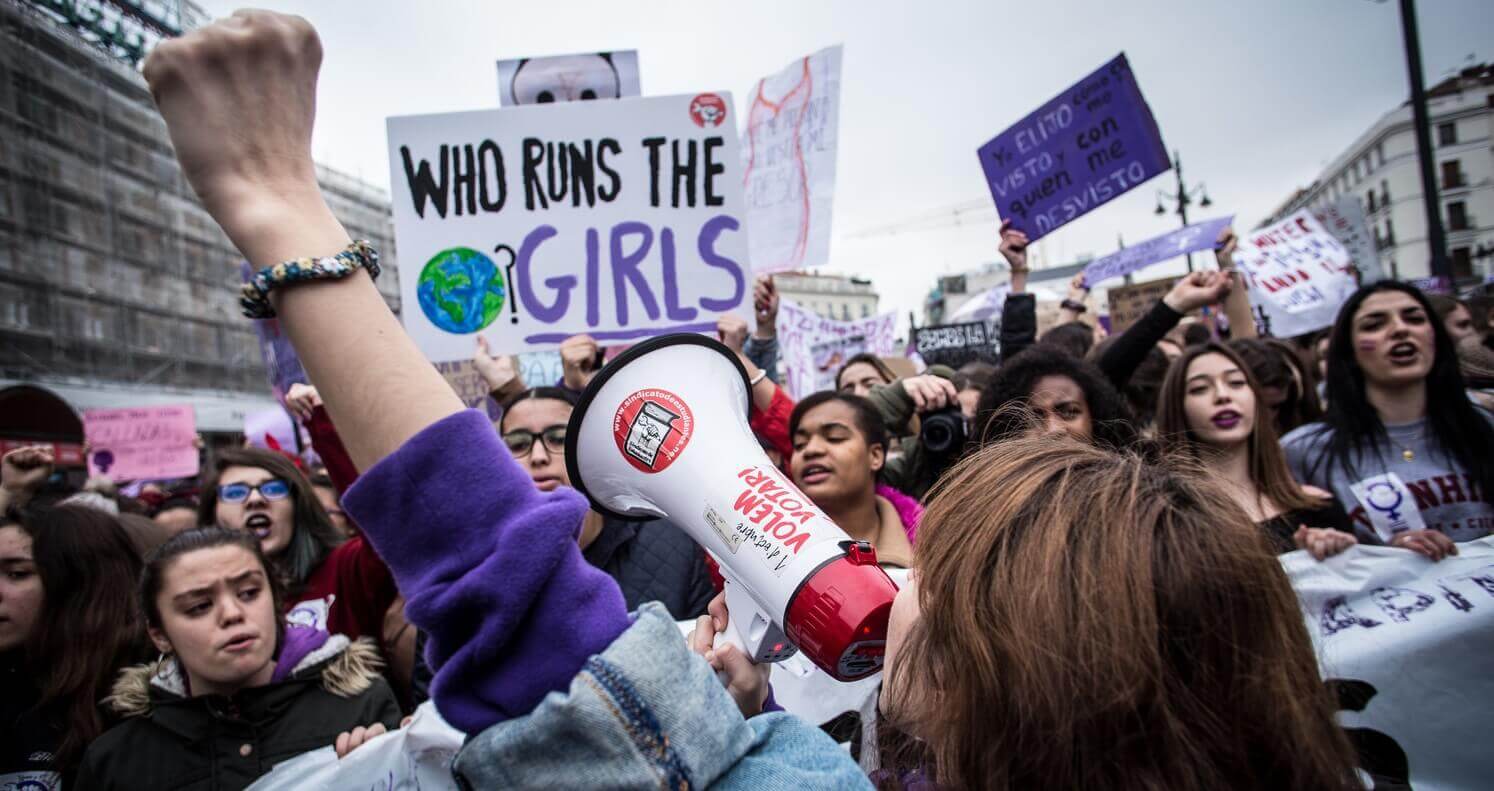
[566,334,899,681]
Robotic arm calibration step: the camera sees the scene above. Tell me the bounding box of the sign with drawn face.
[387,93,750,361]
[497,50,641,106]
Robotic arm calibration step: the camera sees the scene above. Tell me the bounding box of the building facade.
[773,271,880,321]
[1263,65,1494,283]
[0,0,399,439]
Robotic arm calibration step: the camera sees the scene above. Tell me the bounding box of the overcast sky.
[198,0,1493,332]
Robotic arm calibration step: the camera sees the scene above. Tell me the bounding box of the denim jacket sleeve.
[452,602,872,790]
[744,335,781,385]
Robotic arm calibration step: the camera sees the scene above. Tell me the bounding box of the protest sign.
[1080,216,1233,287]
[387,93,750,362]
[1105,276,1178,332]
[1232,210,1358,337]
[977,53,1170,242]
[777,299,897,398]
[1283,539,1494,789]
[741,46,842,272]
[84,405,197,482]
[946,283,1009,323]
[913,322,996,368]
[497,50,641,106]
[1407,275,1452,295]
[243,408,298,455]
[1313,196,1385,283]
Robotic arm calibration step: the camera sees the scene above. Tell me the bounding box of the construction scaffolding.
[0,0,400,395]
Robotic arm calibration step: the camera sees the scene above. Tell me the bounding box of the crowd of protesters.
[4,10,1493,790]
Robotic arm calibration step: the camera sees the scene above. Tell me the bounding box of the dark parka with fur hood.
[75,636,400,790]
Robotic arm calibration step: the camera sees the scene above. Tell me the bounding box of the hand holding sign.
[752,274,779,337]
[716,314,750,353]
[473,336,521,395]
[560,334,601,391]
[1162,270,1232,315]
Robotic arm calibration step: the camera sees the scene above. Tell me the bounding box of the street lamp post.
[1155,150,1212,272]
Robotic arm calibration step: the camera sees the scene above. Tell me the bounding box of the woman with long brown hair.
[877,434,1360,789]
[1156,342,1358,559]
[1,500,150,787]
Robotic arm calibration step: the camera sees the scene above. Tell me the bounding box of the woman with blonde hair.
[876,434,1360,789]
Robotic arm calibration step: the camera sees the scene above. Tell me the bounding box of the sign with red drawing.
[741,45,842,273]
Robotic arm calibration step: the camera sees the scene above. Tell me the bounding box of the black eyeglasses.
[502,425,567,458]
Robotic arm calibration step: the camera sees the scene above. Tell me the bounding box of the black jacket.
[76,637,401,790]
[1,651,64,789]
[585,516,715,621]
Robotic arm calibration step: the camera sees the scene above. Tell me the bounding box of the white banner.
[777,299,897,398]
[1283,538,1494,790]
[387,93,750,361]
[1233,210,1359,337]
[1314,196,1385,284]
[247,701,464,790]
[741,46,842,273]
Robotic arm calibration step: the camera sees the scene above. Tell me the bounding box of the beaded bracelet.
[239,240,381,319]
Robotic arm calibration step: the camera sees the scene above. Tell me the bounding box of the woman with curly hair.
[975,346,1139,449]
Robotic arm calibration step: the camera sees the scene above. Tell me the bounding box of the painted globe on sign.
[416,247,507,334]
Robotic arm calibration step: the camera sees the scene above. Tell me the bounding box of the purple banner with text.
[1081,216,1233,287]
[977,53,1170,242]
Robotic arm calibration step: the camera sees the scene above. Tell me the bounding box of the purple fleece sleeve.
[342,410,630,734]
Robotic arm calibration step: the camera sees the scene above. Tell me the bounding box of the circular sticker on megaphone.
[613,388,694,474]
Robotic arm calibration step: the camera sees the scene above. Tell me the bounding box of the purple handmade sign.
[977,53,1170,242]
[1081,216,1234,287]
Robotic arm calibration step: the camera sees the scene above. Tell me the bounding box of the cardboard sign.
[1283,539,1494,789]
[913,322,996,368]
[1233,210,1358,338]
[776,299,897,398]
[387,93,750,361]
[741,46,842,272]
[497,50,641,106]
[1313,196,1385,284]
[84,405,198,482]
[1106,276,1178,333]
[977,53,1170,242]
[1081,216,1233,287]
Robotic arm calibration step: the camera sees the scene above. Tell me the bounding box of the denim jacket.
[453,602,871,790]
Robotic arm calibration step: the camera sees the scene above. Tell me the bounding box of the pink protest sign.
[83,405,199,482]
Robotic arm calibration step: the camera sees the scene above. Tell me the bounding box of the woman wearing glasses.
[197,448,398,643]
[499,387,715,620]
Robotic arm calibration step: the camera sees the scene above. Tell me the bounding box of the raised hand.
[1162,270,1232,315]
[716,314,750,353]
[559,334,601,391]
[473,336,520,394]
[997,219,1029,272]
[2,445,54,495]
[752,274,779,337]
[284,382,323,422]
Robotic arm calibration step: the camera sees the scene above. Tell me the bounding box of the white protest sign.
[1232,210,1358,337]
[741,46,842,272]
[247,701,464,790]
[387,93,750,361]
[497,50,641,106]
[776,298,896,398]
[1283,539,1494,790]
[1313,196,1385,284]
[947,283,1010,323]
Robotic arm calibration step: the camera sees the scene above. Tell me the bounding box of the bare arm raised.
[143,10,461,471]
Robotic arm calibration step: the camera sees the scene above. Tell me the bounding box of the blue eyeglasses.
[218,479,291,503]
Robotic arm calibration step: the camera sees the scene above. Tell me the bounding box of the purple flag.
[977,53,1170,242]
[1081,216,1234,287]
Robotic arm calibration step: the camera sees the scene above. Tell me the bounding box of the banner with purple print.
[387,93,749,361]
[1081,216,1233,287]
[977,53,1170,242]
[776,299,897,399]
